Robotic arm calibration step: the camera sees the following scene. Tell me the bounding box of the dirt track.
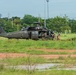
[0,53,76,59]
[0,49,76,59]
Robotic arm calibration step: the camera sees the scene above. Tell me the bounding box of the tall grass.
[60,33,76,40]
[0,34,76,75]
[0,38,76,53]
[0,34,76,53]
[0,57,76,66]
[0,69,76,75]
[0,57,48,65]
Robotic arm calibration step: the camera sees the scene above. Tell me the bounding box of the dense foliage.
[0,14,76,33]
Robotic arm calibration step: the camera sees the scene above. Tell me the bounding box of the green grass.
[0,69,76,75]
[60,33,76,40]
[0,57,48,65]
[0,34,76,53]
[26,49,76,55]
[0,34,76,75]
[0,56,76,75]
[0,57,76,66]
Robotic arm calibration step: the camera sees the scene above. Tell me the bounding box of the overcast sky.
[0,0,76,19]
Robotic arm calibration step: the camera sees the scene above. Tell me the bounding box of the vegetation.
[0,14,76,33]
[0,34,76,65]
[0,69,76,75]
[0,56,76,74]
[0,14,76,75]
[0,38,76,53]
[0,57,48,65]
[1,54,76,75]
[0,34,76,53]
[0,56,76,66]
[60,33,76,40]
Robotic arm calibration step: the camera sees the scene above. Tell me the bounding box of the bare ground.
[0,49,76,59]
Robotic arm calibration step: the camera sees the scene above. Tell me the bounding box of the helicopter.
[0,22,55,40]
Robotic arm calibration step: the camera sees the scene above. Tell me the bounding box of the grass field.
[0,56,76,75]
[0,33,76,53]
[0,56,76,66]
[0,69,76,75]
[0,34,76,75]
[60,33,76,40]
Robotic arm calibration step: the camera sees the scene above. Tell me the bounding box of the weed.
[0,64,4,71]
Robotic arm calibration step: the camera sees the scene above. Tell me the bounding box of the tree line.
[0,14,76,33]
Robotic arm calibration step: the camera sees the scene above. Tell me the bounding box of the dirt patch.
[28,48,76,52]
[0,49,76,59]
[0,53,76,59]
[38,54,76,59]
[36,48,76,53]
[0,53,29,59]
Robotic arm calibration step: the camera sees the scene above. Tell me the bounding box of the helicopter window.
[47,31,50,35]
[28,27,36,31]
[38,31,42,36]
[21,27,29,31]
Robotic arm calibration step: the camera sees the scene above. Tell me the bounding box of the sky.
[0,0,76,19]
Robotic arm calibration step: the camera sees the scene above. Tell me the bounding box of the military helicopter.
[0,22,55,40]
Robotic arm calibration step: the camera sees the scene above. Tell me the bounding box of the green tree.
[21,15,38,26]
[47,16,70,33]
[69,19,76,33]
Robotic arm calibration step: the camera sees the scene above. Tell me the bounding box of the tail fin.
[0,27,6,34]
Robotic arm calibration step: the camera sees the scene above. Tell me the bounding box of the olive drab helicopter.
[0,22,55,40]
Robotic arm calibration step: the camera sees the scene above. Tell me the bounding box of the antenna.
[46,0,49,19]
[0,14,2,18]
[38,14,41,23]
[44,0,46,28]
[44,0,49,28]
